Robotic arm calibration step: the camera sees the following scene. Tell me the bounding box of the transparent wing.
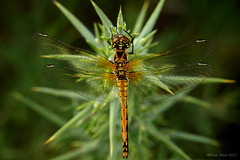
[127,40,214,103]
[33,32,97,55]
[43,63,119,102]
[128,62,213,103]
[130,39,215,69]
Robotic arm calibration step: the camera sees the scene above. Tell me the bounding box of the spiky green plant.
[14,0,236,160]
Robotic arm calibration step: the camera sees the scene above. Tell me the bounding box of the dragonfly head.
[111,35,131,50]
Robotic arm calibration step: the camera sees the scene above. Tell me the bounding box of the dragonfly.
[33,30,214,158]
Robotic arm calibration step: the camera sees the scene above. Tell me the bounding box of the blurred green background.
[0,0,239,159]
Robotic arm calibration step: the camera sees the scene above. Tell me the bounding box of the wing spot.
[198,62,207,66]
[46,64,55,68]
[39,32,48,37]
[196,39,206,43]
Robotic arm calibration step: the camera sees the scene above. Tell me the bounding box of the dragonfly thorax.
[114,62,128,80]
[114,50,128,63]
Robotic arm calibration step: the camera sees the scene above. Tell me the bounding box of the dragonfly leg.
[123,29,135,54]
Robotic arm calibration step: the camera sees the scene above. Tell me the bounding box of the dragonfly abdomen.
[117,79,129,158]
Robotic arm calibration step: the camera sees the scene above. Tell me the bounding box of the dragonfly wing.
[131,39,215,69]
[43,62,118,102]
[42,54,114,73]
[128,62,213,103]
[33,32,96,55]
